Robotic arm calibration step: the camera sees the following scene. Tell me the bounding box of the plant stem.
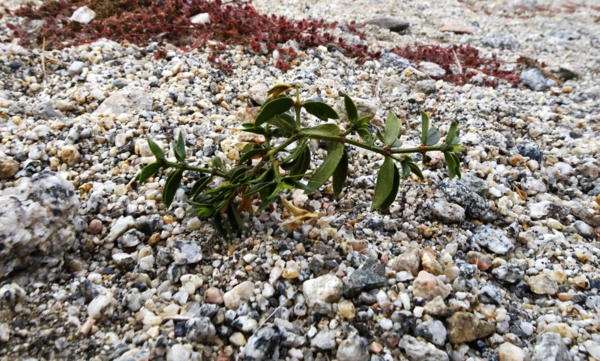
[165,161,228,179]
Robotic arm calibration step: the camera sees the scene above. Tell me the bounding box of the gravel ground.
[1,0,600,361]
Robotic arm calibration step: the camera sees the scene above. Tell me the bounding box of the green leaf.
[376,129,385,144]
[255,97,295,126]
[426,127,441,146]
[332,149,348,197]
[173,132,186,162]
[268,113,296,134]
[372,157,395,210]
[383,111,401,147]
[301,123,340,137]
[228,165,249,183]
[357,128,373,147]
[302,100,339,121]
[446,121,458,145]
[147,137,165,161]
[163,169,183,208]
[443,152,457,179]
[241,126,266,135]
[136,162,161,184]
[239,147,265,164]
[420,110,430,146]
[450,153,462,179]
[195,207,215,218]
[451,130,461,144]
[213,212,228,239]
[290,147,311,177]
[379,163,400,210]
[343,94,358,123]
[190,175,212,200]
[451,144,465,152]
[227,202,244,231]
[357,114,374,126]
[245,182,274,197]
[212,156,223,169]
[400,157,424,180]
[282,179,312,192]
[305,143,344,192]
[256,190,279,213]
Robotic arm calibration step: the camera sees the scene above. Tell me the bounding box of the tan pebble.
[557,292,571,301]
[562,86,573,93]
[466,251,492,271]
[295,243,305,255]
[163,215,175,224]
[88,219,103,234]
[78,317,96,336]
[498,342,529,361]
[61,145,80,166]
[422,251,443,275]
[147,232,162,246]
[0,158,19,179]
[204,287,224,305]
[348,239,368,252]
[338,301,355,319]
[370,341,383,353]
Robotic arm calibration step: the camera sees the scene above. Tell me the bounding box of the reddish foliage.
[2,0,379,71]
[393,44,528,87]
[2,0,534,87]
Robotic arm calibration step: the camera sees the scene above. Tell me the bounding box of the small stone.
[224,281,255,309]
[469,225,515,255]
[415,318,447,346]
[528,274,558,295]
[87,293,117,320]
[302,274,343,307]
[412,271,451,301]
[440,178,490,220]
[543,323,577,340]
[118,229,144,248]
[446,312,495,344]
[466,251,492,270]
[363,17,410,32]
[388,248,422,276]
[185,317,216,343]
[431,200,465,223]
[379,53,410,70]
[205,287,224,305]
[167,344,192,361]
[232,315,258,333]
[370,341,383,353]
[338,300,356,319]
[93,88,152,117]
[343,258,387,298]
[583,340,600,360]
[336,333,370,361]
[68,61,85,75]
[0,158,19,179]
[171,240,202,265]
[190,12,210,24]
[532,333,570,361]
[230,332,247,347]
[399,335,449,361]
[439,20,477,34]
[423,296,453,318]
[70,6,95,24]
[498,342,529,361]
[0,323,9,343]
[419,61,446,78]
[521,69,551,92]
[421,251,444,275]
[243,326,282,360]
[88,219,103,234]
[106,216,135,243]
[249,83,269,105]
[310,330,336,350]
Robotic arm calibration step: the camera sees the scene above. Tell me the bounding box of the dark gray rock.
[491,263,524,284]
[458,172,489,197]
[480,32,520,50]
[517,142,543,163]
[363,17,410,32]
[33,100,67,121]
[243,325,282,360]
[439,178,490,221]
[185,317,216,343]
[379,53,410,70]
[343,258,386,298]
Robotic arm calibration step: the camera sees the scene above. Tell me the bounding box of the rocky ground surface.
[1,0,600,360]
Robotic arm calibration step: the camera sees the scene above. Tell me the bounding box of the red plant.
[2,0,535,87]
[393,44,529,87]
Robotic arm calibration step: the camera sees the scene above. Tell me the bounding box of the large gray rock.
[439,178,491,220]
[0,171,79,280]
[532,333,571,361]
[93,87,152,116]
[521,69,552,92]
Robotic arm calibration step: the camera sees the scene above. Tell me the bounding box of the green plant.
[135,85,464,239]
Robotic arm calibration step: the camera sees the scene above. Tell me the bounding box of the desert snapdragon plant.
[135,84,464,239]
